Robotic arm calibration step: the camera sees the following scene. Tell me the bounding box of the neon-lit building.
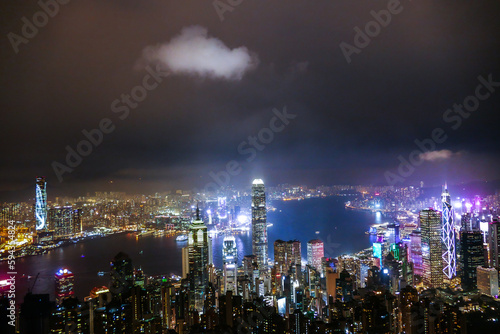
[35,176,47,231]
[55,268,74,304]
[441,185,457,279]
[251,179,267,272]
[307,239,324,275]
[420,209,445,288]
[409,230,423,277]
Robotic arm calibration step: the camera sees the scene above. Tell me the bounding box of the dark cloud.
[0,0,499,199]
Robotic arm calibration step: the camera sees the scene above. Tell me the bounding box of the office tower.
[49,206,75,238]
[287,240,302,271]
[35,176,47,230]
[274,240,287,275]
[252,179,268,272]
[409,230,422,277]
[420,209,445,288]
[387,223,400,245]
[307,239,324,274]
[460,230,484,291]
[223,235,238,294]
[275,239,301,276]
[110,252,133,296]
[441,185,456,279]
[477,266,499,297]
[489,218,500,268]
[55,268,74,304]
[188,206,210,312]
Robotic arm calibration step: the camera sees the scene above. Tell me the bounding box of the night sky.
[1,0,499,198]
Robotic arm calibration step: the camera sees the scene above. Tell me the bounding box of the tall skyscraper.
[420,209,445,288]
[441,185,456,279]
[48,206,75,238]
[489,218,500,268]
[307,239,324,275]
[251,179,267,272]
[187,206,210,312]
[55,268,74,304]
[274,239,301,275]
[223,235,238,294]
[460,230,484,291]
[35,176,47,231]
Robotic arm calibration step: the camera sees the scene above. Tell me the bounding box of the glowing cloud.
[140,26,259,81]
[419,149,457,161]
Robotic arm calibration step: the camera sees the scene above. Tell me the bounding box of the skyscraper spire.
[196,203,200,220]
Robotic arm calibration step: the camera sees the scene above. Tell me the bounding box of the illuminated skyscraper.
[251,179,267,272]
[48,206,75,238]
[460,230,484,291]
[55,268,74,304]
[222,235,238,294]
[274,239,301,275]
[441,185,456,279]
[187,206,210,312]
[489,218,500,269]
[420,209,444,288]
[35,176,47,231]
[307,239,324,275]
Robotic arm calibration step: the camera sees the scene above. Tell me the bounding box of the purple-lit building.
[55,268,74,304]
[409,230,423,277]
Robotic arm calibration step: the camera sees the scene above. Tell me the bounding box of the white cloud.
[140,26,259,81]
[419,149,459,161]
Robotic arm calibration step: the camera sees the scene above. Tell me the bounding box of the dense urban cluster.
[1,178,500,333]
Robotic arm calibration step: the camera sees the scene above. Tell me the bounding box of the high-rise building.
[110,252,133,296]
[409,230,422,277]
[274,240,287,274]
[441,185,456,279]
[460,230,484,291]
[49,206,75,238]
[488,218,500,268]
[35,176,47,231]
[223,235,238,294]
[420,209,445,288]
[187,206,210,312]
[274,239,301,276]
[307,239,324,275]
[55,268,74,304]
[477,266,499,297]
[252,179,267,272]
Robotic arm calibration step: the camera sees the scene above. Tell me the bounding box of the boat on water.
[176,234,188,242]
[97,271,106,277]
